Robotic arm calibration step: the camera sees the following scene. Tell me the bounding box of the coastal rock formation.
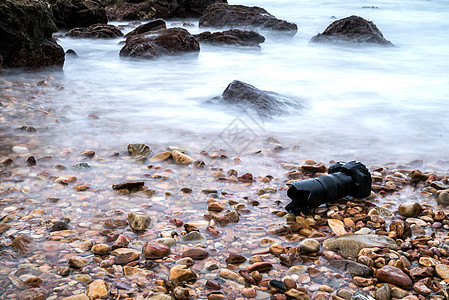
[48,0,108,29]
[67,24,123,38]
[209,80,301,117]
[120,28,200,59]
[195,29,265,47]
[0,0,65,70]
[106,0,226,21]
[310,15,393,45]
[199,4,297,37]
[124,19,167,38]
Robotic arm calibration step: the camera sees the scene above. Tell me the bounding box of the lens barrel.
[285,161,371,214]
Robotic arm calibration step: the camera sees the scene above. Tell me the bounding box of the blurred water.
[3,0,449,165]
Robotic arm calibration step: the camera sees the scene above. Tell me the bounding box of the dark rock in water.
[26,156,37,166]
[106,0,225,21]
[328,259,372,277]
[199,4,297,37]
[124,19,167,38]
[48,0,107,29]
[73,162,91,170]
[67,24,123,38]
[120,28,200,59]
[209,80,301,117]
[112,181,144,191]
[310,15,393,46]
[48,219,70,232]
[195,29,265,47]
[0,0,65,70]
[66,49,78,57]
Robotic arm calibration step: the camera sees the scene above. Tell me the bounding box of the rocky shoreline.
[1,78,449,300]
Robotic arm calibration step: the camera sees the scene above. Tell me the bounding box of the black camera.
[286,161,372,215]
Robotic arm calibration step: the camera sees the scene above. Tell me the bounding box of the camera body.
[286,161,372,215]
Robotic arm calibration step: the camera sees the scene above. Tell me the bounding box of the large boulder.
[0,0,65,70]
[106,0,225,21]
[310,15,393,46]
[209,80,301,117]
[199,3,297,37]
[48,0,108,29]
[195,29,265,47]
[67,24,123,38]
[120,28,200,59]
[124,19,167,38]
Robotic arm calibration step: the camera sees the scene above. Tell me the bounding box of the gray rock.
[323,234,397,258]
[328,259,372,277]
[438,192,449,205]
[178,231,206,244]
[375,284,391,300]
[128,212,151,231]
[209,80,302,118]
[300,238,320,254]
[398,201,422,217]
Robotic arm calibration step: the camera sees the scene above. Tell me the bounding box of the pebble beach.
[1,78,449,300]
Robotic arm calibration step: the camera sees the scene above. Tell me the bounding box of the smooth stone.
[112,248,140,265]
[438,192,449,205]
[68,256,89,268]
[218,268,241,280]
[142,241,170,259]
[323,234,397,258]
[128,212,151,231]
[179,231,206,244]
[398,202,422,217]
[86,279,109,299]
[181,247,209,260]
[225,254,246,264]
[376,265,412,288]
[300,238,320,254]
[173,287,190,300]
[91,244,111,255]
[169,266,197,284]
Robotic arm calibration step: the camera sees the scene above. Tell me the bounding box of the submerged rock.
[120,28,200,59]
[0,0,65,70]
[209,80,301,117]
[323,234,397,258]
[328,259,372,277]
[48,0,107,29]
[195,29,265,47]
[106,0,225,21]
[199,4,297,36]
[310,15,393,46]
[67,24,123,38]
[128,212,152,231]
[12,234,35,254]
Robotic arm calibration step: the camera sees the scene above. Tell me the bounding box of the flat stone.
[68,256,89,268]
[12,234,35,254]
[323,234,397,258]
[182,247,209,260]
[112,248,140,265]
[179,231,206,244]
[328,259,372,277]
[225,254,246,264]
